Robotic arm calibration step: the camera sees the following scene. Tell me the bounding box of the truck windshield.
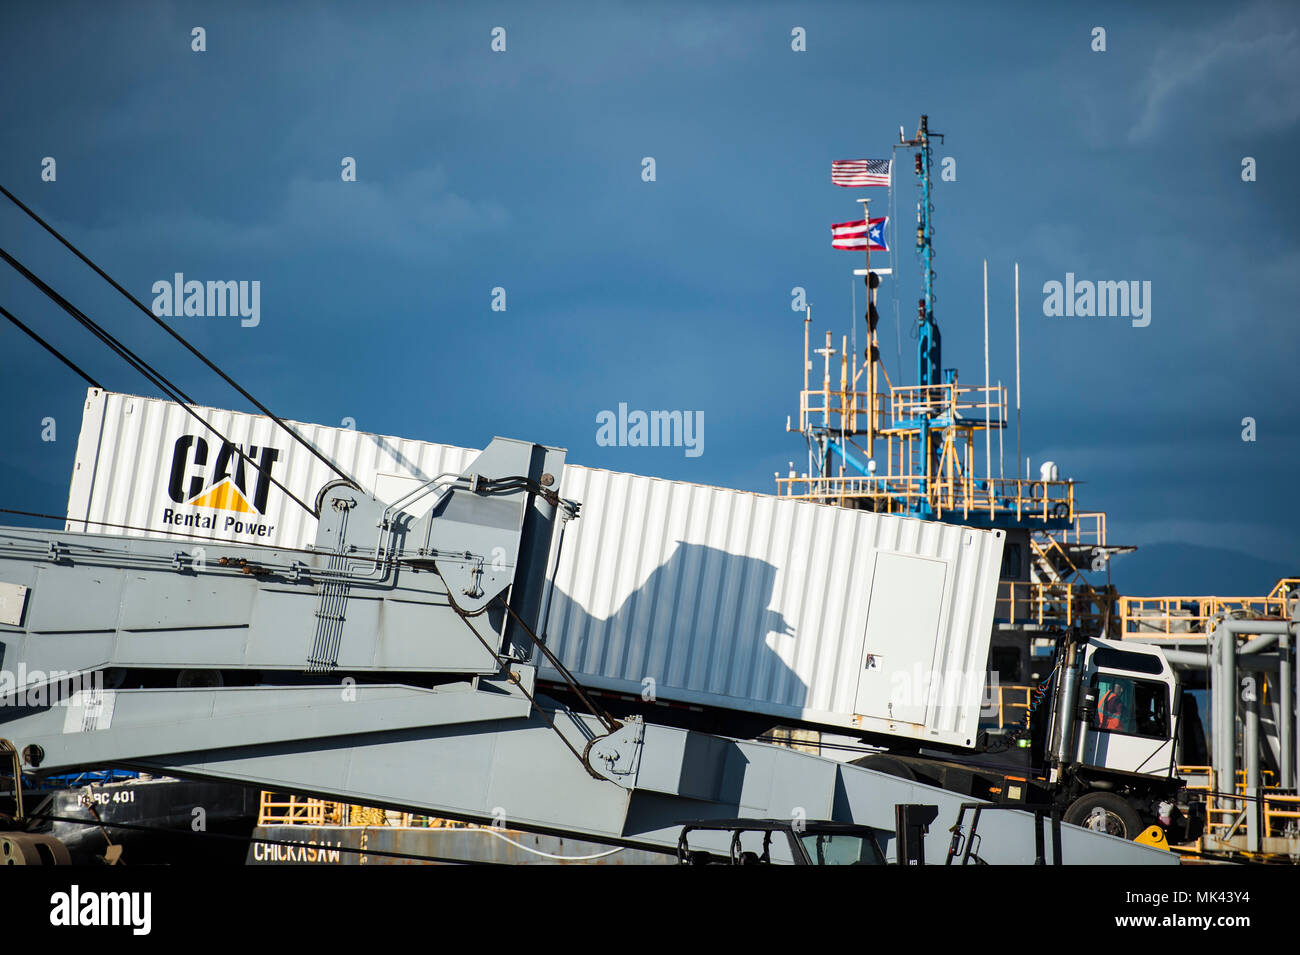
[1092,675,1168,738]
[799,832,885,865]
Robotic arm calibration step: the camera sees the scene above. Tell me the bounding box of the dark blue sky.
[1,0,1296,594]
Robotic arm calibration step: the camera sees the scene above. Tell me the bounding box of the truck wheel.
[1063,792,1142,839]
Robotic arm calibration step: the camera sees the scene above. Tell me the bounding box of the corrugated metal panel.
[540,466,1003,746]
[62,389,1004,747]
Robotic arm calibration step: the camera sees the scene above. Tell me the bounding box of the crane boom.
[0,437,1173,864]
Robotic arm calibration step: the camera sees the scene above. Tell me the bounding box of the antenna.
[983,259,991,487]
[998,378,1004,481]
[1015,262,1022,483]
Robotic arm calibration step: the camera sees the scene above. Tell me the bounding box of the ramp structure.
[0,438,1173,864]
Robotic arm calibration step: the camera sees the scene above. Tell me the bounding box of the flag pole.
[858,197,874,460]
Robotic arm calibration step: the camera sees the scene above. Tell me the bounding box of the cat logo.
[168,435,280,513]
[162,435,281,539]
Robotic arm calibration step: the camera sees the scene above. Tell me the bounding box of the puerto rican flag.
[831,216,889,252]
[832,159,892,187]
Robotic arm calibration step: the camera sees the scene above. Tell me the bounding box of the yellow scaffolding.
[256,791,465,830]
[779,324,1074,525]
[1173,766,1300,861]
[1118,579,1299,640]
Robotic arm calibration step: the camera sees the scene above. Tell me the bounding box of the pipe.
[1163,648,1280,672]
[1241,633,1280,654]
[1160,648,1211,668]
[1222,626,1238,816]
[1225,618,1292,656]
[1245,680,1260,790]
[1051,638,1084,774]
[827,439,872,478]
[1211,631,1223,806]
[1283,631,1295,789]
[1205,633,1216,797]
[1245,677,1260,853]
[1223,619,1291,634]
[1207,617,1297,809]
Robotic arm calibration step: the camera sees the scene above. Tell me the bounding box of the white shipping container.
[63,389,1004,748]
[65,389,479,546]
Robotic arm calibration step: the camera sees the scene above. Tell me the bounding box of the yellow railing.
[888,382,1005,424]
[1176,765,1212,791]
[1177,768,1245,844]
[986,684,1032,730]
[258,791,463,829]
[1263,794,1300,840]
[1119,593,1294,640]
[775,473,1074,525]
[1175,768,1300,849]
[258,792,347,827]
[785,368,1076,524]
[1056,511,1108,547]
[797,387,882,437]
[1268,578,1300,601]
[795,382,1007,438]
[995,580,1114,629]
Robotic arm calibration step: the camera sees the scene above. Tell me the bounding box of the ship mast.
[898,114,944,517]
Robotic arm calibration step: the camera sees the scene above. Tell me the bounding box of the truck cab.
[1074,638,1178,780]
[1042,636,1186,839]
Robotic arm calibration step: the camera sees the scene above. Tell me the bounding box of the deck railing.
[257,791,466,829]
[776,472,1074,525]
[1119,593,1295,640]
[994,580,1114,629]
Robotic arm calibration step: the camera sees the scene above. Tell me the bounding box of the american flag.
[831,217,889,252]
[831,159,892,188]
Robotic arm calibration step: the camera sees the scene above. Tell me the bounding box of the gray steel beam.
[1285,631,1296,789]
[137,710,1175,865]
[1211,626,1235,814]
[0,438,562,698]
[1224,620,1293,633]
[1245,675,1260,853]
[0,674,1174,863]
[1,675,532,771]
[1163,648,1279,671]
[504,445,567,659]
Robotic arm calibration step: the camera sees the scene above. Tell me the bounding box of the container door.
[854,552,946,725]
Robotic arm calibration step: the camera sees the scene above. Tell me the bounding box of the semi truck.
[851,632,1191,842]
